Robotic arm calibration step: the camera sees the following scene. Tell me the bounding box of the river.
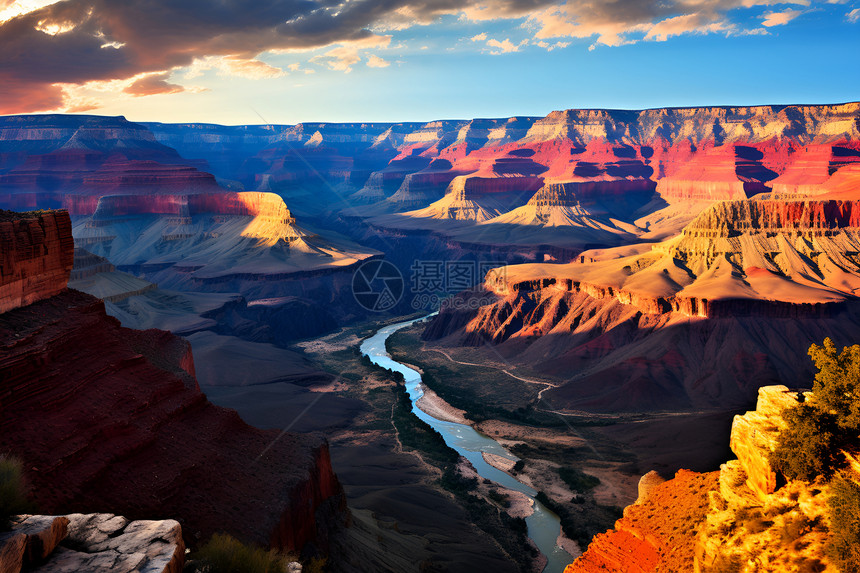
[360,315,574,573]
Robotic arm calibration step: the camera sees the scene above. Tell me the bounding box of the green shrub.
[770,403,843,481]
[0,455,31,529]
[826,474,860,573]
[770,339,860,481]
[191,533,294,573]
[559,467,600,492]
[303,557,327,573]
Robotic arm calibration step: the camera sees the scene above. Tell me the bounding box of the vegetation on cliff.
[0,455,31,529]
[827,474,860,571]
[770,338,860,481]
[749,338,860,573]
[189,533,301,573]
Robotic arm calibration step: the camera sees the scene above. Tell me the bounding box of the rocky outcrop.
[695,386,837,572]
[0,289,346,555]
[564,385,839,573]
[0,514,183,573]
[0,210,74,313]
[681,198,860,235]
[725,386,799,499]
[564,469,718,573]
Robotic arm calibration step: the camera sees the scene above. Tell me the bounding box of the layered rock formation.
[564,385,840,573]
[0,514,184,573]
[68,248,156,303]
[353,104,857,244]
[0,115,224,216]
[72,191,377,288]
[422,198,860,411]
[697,386,838,572]
[3,104,858,248]
[0,209,347,556]
[0,210,74,313]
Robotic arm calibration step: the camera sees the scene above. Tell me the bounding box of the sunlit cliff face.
[236,192,300,246]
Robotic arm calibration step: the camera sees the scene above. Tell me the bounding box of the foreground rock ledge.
[0,513,183,573]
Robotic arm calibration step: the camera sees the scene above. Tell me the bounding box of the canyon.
[422,196,860,412]
[1,101,859,572]
[0,210,347,558]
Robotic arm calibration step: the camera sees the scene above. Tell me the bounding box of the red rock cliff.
[0,210,74,313]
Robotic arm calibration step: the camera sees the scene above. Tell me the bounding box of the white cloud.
[471,32,487,42]
[185,56,285,80]
[761,9,803,27]
[535,39,570,50]
[366,55,390,67]
[523,0,813,50]
[484,37,527,54]
[310,35,392,73]
[848,8,860,22]
[645,13,733,42]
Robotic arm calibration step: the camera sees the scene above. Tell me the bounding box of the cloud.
[0,0,397,113]
[534,39,570,50]
[366,55,391,67]
[471,32,487,41]
[762,9,803,27]
[311,35,391,73]
[186,56,286,80]
[485,38,524,53]
[123,72,185,96]
[848,8,860,22]
[0,0,833,114]
[525,0,810,49]
[645,13,732,42]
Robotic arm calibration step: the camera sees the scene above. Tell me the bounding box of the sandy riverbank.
[415,384,470,425]
[482,451,583,560]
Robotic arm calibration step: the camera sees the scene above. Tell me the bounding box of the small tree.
[770,338,860,481]
[808,338,860,430]
[770,403,843,481]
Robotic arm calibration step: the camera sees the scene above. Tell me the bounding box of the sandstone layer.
[0,210,74,313]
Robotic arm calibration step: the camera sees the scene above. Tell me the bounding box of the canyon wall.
[0,116,225,216]
[0,210,74,313]
[422,197,860,411]
[3,104,858,233]
[0,209,347,555]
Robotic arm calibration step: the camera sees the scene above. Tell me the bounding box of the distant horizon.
[2,99,858,128]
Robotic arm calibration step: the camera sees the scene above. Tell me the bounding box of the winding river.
[360,315,574,573]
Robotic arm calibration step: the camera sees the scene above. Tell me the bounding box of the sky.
[0,0,858,125]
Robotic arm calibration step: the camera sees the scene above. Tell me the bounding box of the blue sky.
[1,0,858,124]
